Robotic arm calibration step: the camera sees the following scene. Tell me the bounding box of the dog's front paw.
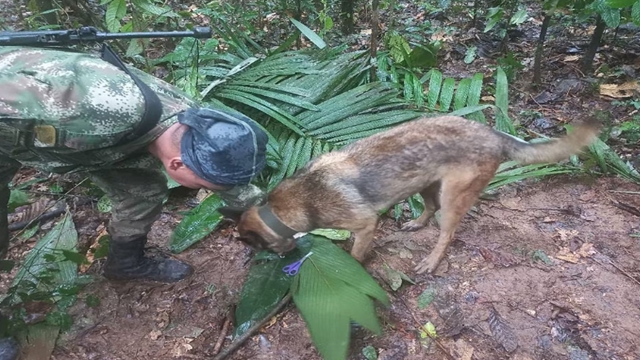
[414,254,442,274]
[400,220,427,232]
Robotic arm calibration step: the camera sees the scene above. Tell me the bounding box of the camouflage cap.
[178,107,268,186]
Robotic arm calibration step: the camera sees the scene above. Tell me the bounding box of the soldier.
[0,45,269,284]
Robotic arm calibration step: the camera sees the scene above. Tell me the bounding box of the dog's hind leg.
[349,217,379,263]
[414,165,497,274]
[401,181,441,232]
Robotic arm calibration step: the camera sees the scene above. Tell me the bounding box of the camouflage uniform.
[0,46,263,255]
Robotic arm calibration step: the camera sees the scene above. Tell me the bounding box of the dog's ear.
[218,207,244,223]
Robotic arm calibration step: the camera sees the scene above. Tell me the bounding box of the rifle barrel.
[0,26,212,46]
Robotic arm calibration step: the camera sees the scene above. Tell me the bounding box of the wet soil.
[41,175,640,360]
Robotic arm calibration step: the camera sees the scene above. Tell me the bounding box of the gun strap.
[99,44,163,144]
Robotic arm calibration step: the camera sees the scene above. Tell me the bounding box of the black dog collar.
[257,204,299,239]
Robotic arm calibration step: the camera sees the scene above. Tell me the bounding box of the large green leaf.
[11,212,78,301]
[290,18,327,49]
[495,67,516,135]
[292,235,389,360]
[632,0,640,24]
[234,237,313,338]
[105,0,127,33]
[605,0,634,7]
[169,194,225,253]
[486,161,576,191]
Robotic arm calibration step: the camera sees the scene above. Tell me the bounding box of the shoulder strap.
[99,44,163,145]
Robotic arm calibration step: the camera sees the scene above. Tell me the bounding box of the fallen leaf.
[555,251,580,264]
[488,307,518,353]
[79,226,108,273]
[481,95,496,102]
[554,229,579,242]
[453,338,475,360]
[563,55,580,62]
[148,330,162,340]
[417,286,436,309]
[599,81,639,99]
[382,264,414,291]
[576,243,596,258]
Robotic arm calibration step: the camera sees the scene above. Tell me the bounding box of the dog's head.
[219,206,297,254]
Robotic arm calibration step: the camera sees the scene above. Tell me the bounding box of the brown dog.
[219,115,600,274]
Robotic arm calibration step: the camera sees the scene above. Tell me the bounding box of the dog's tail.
[502,120,601,165]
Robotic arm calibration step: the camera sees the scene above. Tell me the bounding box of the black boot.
[0,337,18,360]
[103,237,194,283]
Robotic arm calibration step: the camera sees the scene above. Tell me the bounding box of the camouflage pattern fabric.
[0,46,263,248]
[0,45,198,173]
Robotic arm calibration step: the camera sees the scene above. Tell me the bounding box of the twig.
[608,190,640,195]
[211,311,234,356]
[610,199,640,217]
[212,293,292,360]
[590,256,640,287]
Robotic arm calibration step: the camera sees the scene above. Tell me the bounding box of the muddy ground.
[41,174,640,360]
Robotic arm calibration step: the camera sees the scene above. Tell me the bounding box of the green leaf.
[292,236,388,360]
[422,321,437,338]
[606,0,634,7]
[11,212,79,301]
[61,250,88,265]
[8,189,29,212]
[49,183,63,194]
[464,46,477,64]
[309,229,352,240]
[20,224,40,240]
[362,345,378,360]
[91,235,110,259]
[453,78,471,110]
[383,265,414,291]
[426,69,443,109]
[487,162,574,191]
[601,6,621,27]
[532,249,553,265]
[132,0,178,17]
[439,77,456,112]
[105,0,127,33]
[97,195,112,213]
[632,0,640,24]
[290,18,327,49]
[495,67,515,135]
[234,240,311,337]
[45,311,73,331]
[417,286,436,309]
[510,8,528,25]
[170,194,225,253]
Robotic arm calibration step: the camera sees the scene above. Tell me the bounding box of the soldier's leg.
[87,168,193,283]
[0,158,21,259]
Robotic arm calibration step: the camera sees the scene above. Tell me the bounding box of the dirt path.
[48,174,640,360]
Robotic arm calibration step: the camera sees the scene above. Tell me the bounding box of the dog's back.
[283,115,598,212]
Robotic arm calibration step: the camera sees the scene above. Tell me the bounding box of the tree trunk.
[341,0,355,35]
[582,15,606,74]
[369,0,379,81]
[532,12,552,86]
